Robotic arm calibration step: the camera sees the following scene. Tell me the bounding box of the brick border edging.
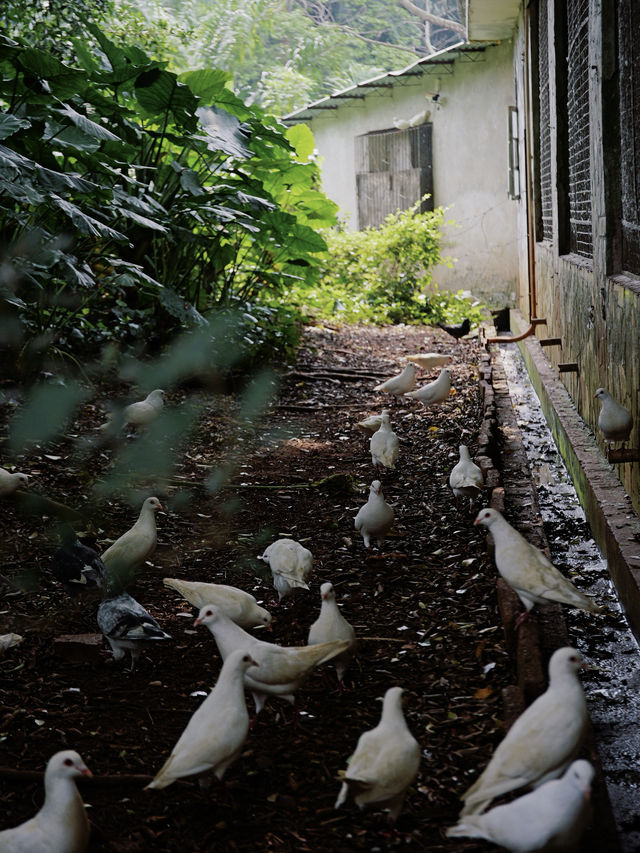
[477,334,621,851]
[509,308,640,645]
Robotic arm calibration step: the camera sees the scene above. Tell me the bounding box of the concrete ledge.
[510,309,640,644]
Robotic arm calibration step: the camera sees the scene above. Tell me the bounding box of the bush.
[286,199,484,327]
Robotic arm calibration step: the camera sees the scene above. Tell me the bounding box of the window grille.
[508,106,521,199]
[566,0,592,257]
[355,125,433,229]
[537,0,553,241]
[618,0,640,274]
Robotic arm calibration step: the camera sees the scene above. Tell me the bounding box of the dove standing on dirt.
[147,649,258,790]
[0,750,92,853]
[308,582,356,681]
[370,410,399,469]
[51,524,105,594]
[0,633,24,654]
[449,445,484,509]
[373,362,420,396]
[356,412,385,436]
[0,467,28,497]
[354,480,395,548]
[403,352,451,372]
[195,605,350,713]
[258,538,313,601]
[448,759,594,852]
[474,508,603,624]
[97,591,171,671]
[163,578,272,628]
[335,686,420,822]
[100,496,162,587]
[460,647,588,817]
[123,389,165,427]
[405,368,451,406]
[594,387,633,447]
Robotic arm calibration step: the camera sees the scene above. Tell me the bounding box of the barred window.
[355,125,433,229]
[537,0,553,242]
[566,0,592,257]
[618,0,640,274]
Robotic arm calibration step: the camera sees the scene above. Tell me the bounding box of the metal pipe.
[486,317,548,344]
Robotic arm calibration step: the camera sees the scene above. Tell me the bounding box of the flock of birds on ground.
[0,324,635,852]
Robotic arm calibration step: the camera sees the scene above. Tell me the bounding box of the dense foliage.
[101,0,464,114]
[286,200,483,327]
[0,28,337,377]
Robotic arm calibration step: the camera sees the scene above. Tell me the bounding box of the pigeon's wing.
[461,690,585,814]
[345,729,419,804]
[250,640,350,685]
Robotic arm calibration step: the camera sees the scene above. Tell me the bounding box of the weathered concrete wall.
[300,41,518,304]
[530,247,640,515]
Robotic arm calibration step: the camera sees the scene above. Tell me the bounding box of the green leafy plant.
[286,199,484,327]
[0,28,337,377]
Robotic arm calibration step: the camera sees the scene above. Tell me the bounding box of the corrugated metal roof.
[282,41,491,123]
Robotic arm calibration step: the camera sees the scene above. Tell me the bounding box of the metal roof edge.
[282,39,494,122]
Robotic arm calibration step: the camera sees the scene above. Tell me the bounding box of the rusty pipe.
[486,318,547,344]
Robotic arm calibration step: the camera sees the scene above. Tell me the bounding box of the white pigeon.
[405,368,451,406]
[0,467,28,497]
[195,605,350,713]
[393,116,411,130]
[448,759,594,852]
[474,508,604,622]
[163,578,272,628]
[369,410,399,469]
[307,582,356,681]
[0,749,92,853]
[373,362,421,396]
[146,648,258,789]
[123,389,165,427]
[403,352,451,371]
[354,480,395,548]
[100,496,162,584]
[460,647,588,816]
[97,591,171,670]
[449,445,484,508]
[258,538,313,601]
[356,412,385,436]
[594,387,633,446]
[334,686,420,822]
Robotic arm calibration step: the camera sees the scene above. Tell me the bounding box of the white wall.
[301,41,519,305]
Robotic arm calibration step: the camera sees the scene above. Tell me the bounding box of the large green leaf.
[54,103,121,142]
[9,381,88,452]
[179,68,232,102]
[285,123,315,161]
[0,113,31,140]
[134,68,199,131]
[197,106,251,159]
[51,196,127,241]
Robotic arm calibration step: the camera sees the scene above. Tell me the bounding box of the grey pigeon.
[97,591,171,671]
[51,524,105,595]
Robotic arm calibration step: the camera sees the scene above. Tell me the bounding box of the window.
[537,0,553,241]
[355,125,433,229]
[618,0,640,274]
[565,0,592,257]
[508,106,521,199]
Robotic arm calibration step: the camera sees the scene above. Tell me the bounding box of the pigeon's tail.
[545,586,605,615]
[445,817,491,842]
[313,639,352,667]
[278,574,310,591]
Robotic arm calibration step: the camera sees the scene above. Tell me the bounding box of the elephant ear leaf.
[197,106,251,159]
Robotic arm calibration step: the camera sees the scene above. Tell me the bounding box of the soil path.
[1,323,510,852]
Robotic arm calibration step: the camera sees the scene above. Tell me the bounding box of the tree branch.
[395,0,466,36]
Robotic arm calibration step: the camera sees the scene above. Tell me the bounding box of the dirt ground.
[0,323,515,852]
